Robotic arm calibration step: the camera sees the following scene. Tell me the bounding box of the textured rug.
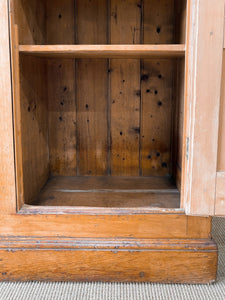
[0,217,224,300]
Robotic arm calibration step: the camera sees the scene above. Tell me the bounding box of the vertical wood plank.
[46,0,77,176]
[48,59,77,176]
[143,0,174,44]
[76,0,108,175]
[183,0,225,215]
[110,0,141,176]
[141,0,174,177]
[0,0,17,213]
[140,59,173,176]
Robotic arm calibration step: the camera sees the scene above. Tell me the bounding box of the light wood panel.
[183,0,225,215]
[215,172,225,216]
[0,0,17,213]
[217,50,225,171]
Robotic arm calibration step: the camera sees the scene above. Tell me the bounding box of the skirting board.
[0,237,218,283]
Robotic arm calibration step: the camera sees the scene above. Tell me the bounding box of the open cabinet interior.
[11,0,186,210]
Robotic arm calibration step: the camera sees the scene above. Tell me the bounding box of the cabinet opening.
[10,0,186,211]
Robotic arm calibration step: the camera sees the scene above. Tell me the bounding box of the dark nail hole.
[156,152,160,157]
[150,115,153,118]
[147,155,151,159]
[59,64,62,68]
[156,27,161,33]
[158,101,162,106]
[108,69,111,73]
[122,80,125,82]
[60,102,64,106]
[87,119,89,123]
[58,14,62,19]
[123,158,125,161]
[120,131,123,136]
[146,89,150,93]
[120,91,122,94]
[158,74,162,79]
[152,138,155,142]
[112,100,115,104]
[64,86,67,92]
[86,104,89,108]
[162,162,167,168]
[59,116,63,121]
[137,4,141,8]
[141,74,149,81]
[155,90,158,95]
[28,106,30,112]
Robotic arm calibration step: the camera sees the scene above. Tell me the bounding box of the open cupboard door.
[182,0,225,216]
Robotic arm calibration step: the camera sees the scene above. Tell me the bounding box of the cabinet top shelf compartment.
[19,44,186,58]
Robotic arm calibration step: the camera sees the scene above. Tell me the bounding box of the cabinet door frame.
[182,0,225,216]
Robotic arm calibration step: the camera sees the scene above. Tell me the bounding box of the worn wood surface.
[46,0,76,176]
[0,213,212,239]
[0,236,217,283]
[0,0,17,213]
[215,172,225,216]
[183,0,225,215]
[31,176,179,208]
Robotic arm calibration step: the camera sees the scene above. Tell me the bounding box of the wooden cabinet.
[0,0,224,282]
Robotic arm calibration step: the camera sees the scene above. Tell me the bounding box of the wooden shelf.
[19,44,185,58]
[30,176,180,210]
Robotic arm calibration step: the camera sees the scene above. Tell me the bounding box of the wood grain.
[0,236,217,283]
[140,59,173,176]
[46,0,76,176]
[183,0,225,215]
[31,176,179,208]
[217,50,225,171]
[0,213,212,239]
[76,0,108,175]
[19,45,186,58]
[0,0,17,213]
[19,56,49,204]
[215,172,225,216]
[110,0,141,176]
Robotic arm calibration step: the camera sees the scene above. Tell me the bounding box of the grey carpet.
[0,217,224,300]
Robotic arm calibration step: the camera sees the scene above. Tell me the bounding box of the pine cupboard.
[0,0,224,283]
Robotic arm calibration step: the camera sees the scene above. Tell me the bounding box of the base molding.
[0,236,218,283]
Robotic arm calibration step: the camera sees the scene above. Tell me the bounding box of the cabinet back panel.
[14,0,186,45]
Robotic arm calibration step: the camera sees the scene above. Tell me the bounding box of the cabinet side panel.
[46,0,77,176]
[0,0,17,213]
[13,0,46,44]
[217,51,225,172]
[19,56,49,204]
